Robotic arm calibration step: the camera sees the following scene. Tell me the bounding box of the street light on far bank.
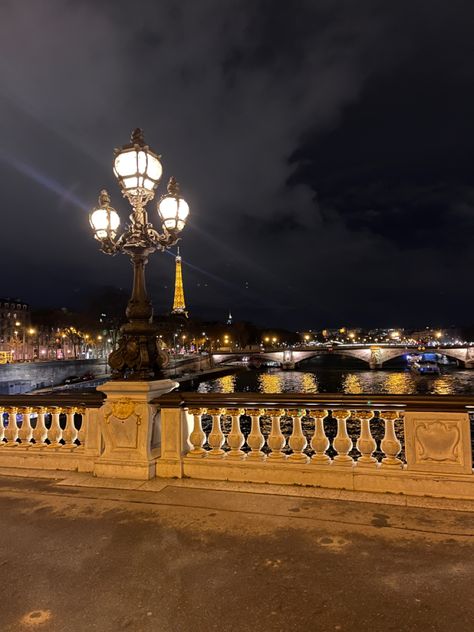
[89,128,190,379]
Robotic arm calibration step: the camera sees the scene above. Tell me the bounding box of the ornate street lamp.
[89,128,190,380]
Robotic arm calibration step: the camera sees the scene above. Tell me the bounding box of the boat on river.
[410,360,440,375]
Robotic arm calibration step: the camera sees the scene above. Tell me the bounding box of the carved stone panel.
[404,412,472,474]
[100,398,145,455]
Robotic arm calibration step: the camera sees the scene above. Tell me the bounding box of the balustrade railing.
[0,393,104,471]
[1,406,86,449]
[156,393,474,498]
[0,389,473,502]
[170,405,406,465]
[157,392,473,464]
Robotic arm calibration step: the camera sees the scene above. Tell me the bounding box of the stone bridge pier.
[439,346,474,369]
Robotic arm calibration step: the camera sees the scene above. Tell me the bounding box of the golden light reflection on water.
[382,372,417,395]
[432,376,454,395]
[198,368,469,395]
[302,373,318,393]
[259,372,283,393]
[342,374,363,394]
[214,374,236,393]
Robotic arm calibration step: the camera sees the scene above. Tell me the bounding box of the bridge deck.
[1,469,473,632]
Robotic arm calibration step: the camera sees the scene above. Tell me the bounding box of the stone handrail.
[0,392,104,409]
[155,392,474,500]
[154,392,474,412]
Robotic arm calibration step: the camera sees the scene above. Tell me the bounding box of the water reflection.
[302,373,318,393]
[382,373,417,395]
[198,373,236,393]
[259,372,283,393]
[432,376,455,395]
[342,374,363,394]
[195,368,474,395]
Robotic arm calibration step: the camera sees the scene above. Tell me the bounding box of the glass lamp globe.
[89,190,120,241]
[113,128,162,199]
[158,177,190,233]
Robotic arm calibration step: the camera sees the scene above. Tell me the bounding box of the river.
[182,366,474,395]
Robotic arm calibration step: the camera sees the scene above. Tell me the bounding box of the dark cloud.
[0,1,473,328]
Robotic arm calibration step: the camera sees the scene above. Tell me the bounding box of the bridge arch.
[294,350,371,368]
[211,346,474,369]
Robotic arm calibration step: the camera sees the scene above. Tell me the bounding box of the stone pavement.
[1,469,474,632]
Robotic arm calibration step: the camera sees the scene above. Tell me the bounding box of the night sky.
[1,1,474,329]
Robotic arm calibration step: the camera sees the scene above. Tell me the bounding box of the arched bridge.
[211,345,474,370]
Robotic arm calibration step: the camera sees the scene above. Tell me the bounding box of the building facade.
[0,298,31,359]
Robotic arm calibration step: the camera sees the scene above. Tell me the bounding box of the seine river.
[188,366,474,395]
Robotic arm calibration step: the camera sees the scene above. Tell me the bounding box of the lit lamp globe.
[89,190,120,241]
[158,177,190,233]
[113,128,162,200]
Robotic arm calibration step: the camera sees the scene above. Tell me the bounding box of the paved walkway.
[1,470,474,632]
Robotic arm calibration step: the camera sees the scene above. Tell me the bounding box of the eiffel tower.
[171,247,188,317]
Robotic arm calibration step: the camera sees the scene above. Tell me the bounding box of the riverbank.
[0,359,109,395]
[29,364,239,394]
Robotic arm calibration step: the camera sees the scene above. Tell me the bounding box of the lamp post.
[89,128,190,380]
[27,328,36,360]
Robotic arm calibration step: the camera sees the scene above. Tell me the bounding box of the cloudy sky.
[1,1,473,328]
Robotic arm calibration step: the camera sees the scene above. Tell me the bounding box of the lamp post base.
[108,326,167,380]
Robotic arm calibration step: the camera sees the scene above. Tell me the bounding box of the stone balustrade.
[155,392,474,500]
[0,393,104,471]
[0,386,473,501]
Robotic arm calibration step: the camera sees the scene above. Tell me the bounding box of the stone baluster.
[62,407,78,448]
[187,407,207,458]
[246,408,266,461]
[333,410,354,466]
[226,408,246,460]
[288,408,309,463]
[266,409,287,461]
[32,407,48,446]
[310,409,330,464]
[18,407,33,446]
[47,407,63,447]
[75,408,86,448]
[207,408,226,458]
[381,411,403,468]
[4,407,19,446]
[356,410,377,467]
[0,408,5,445]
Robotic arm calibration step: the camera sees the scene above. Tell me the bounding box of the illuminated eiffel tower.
[171,247,188,317]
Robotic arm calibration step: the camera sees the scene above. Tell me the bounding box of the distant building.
[0,298,30,344]
[171,248,188,318]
